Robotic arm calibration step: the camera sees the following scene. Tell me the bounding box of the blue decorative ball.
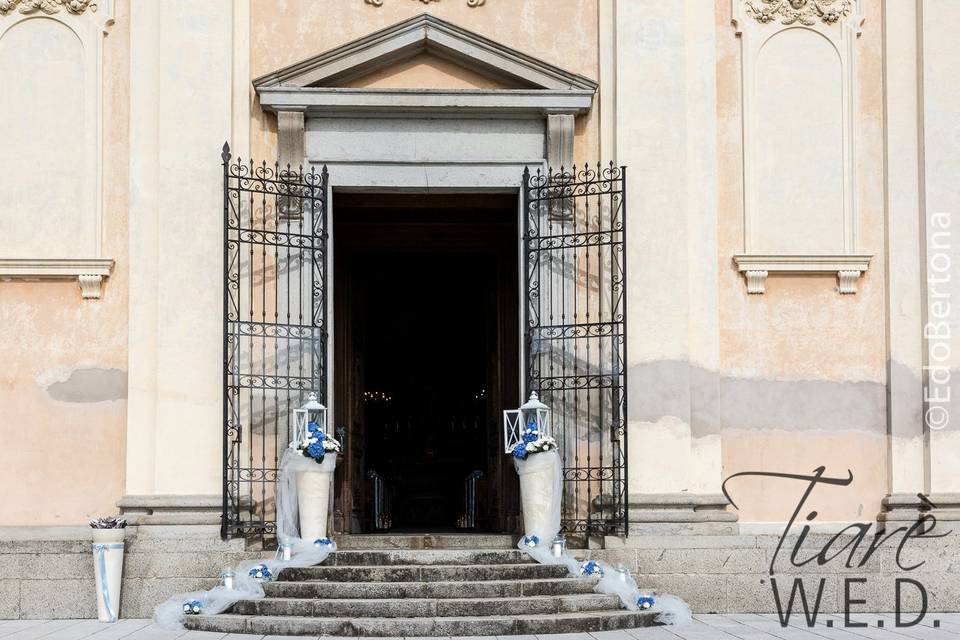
[637,595,656,610]
[314,537,333,546]
[249,564,272,580]
[522,534,539,548]
[511,443,528,460]
[182,600,202,615]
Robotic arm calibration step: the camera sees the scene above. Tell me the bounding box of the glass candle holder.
[220,570,235,590]
[279,541,293,561]
[551,536,566,558]
[616,564,630,583]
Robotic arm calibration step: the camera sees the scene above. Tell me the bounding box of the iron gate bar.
[221,142,329,540]
[522,163,628,542]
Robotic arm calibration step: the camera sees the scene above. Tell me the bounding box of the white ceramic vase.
[518,455,556,537]
[91,528,125,623]
[296,453,337,540]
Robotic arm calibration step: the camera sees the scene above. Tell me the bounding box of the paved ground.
[1,615,959,640]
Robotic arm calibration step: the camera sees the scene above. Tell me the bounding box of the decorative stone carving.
[744,270,768,295]
[745,0,851,26]
[364,0,485,7]
[837,269,860,294]
[0,0,96,15]
[78,274,104,299]
[731,0,868,294]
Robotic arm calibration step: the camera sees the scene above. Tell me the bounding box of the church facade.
[0,0,958,616]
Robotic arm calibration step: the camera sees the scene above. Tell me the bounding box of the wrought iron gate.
[522,163,628,540]
[222,143,329,539]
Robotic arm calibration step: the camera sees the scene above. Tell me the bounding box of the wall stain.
[44,368,128,403]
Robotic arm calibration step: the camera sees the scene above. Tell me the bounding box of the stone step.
[264,577,596,599]
[231,593,620,617]
[325,549,534,566]
[279,563,570,583]
[185,610,657,636]
[334,534,516,550]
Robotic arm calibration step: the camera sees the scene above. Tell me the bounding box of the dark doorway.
[333,194,520,534]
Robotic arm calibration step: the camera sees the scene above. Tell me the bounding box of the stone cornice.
[733,254,872,294]
[258,87,594,116]
[0,257,114,299]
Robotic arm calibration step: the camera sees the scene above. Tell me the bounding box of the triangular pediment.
[335,52,516,90]
[253,13,597,92]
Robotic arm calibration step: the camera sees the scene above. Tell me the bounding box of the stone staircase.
[183,534,657,636]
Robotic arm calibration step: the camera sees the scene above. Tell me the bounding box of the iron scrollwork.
[221,143,329,542]
[523,162,629,543]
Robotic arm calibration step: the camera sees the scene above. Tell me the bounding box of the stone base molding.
[0,258,114,299]
[625,493,739,536]
[0,524,249,619]
[733,254,872,294]
[878,492,960,525]
[2,529,957,618]
[118,494,227,527]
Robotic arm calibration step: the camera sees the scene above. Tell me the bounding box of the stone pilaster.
[126,0,238,512]
[603,0,731,531]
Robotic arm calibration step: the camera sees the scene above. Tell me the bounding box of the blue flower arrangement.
[509,419,557,460]
[579,560,603,577]
[248,563,272,581]
[636,594,656,610]
[521,534,540,548]
[298,421,342,464]
[182,600,202,615]
[314,537,333,547]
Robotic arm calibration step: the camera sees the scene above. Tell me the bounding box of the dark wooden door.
[333,193,519,533]
[333,249,366,534]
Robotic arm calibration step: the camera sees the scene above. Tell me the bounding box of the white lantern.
[291,392,327,448]
[503,392,551,454]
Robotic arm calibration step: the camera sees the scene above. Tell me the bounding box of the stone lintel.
[258,87,594,116]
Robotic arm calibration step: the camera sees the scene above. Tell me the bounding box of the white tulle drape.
[514,450,692,626]
[153,450,337,630]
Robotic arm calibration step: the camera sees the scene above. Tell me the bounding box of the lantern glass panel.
[505,392,551,453]
[293,392,327,448]
[291,407,308,448]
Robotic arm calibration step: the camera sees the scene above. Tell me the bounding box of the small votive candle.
[551,536,566,558]
[616,564,630,583]
[220,569,235,590]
